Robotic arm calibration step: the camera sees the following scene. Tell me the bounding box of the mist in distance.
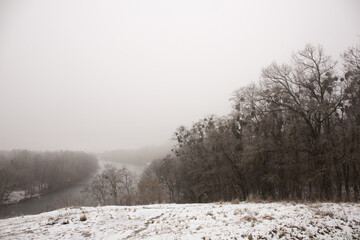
[0,0,359,151]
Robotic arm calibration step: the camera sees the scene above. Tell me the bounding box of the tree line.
[0,150,98,204]
[134,43,360,204]
[87,42,359,205]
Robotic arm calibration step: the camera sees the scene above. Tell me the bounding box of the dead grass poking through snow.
[80,215,87,221]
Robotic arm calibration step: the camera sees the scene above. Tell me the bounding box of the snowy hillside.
[0,202,359,239]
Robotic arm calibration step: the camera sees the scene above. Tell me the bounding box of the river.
[0,159,145,219]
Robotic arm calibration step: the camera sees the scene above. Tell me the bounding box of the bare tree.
[87,164,137,205]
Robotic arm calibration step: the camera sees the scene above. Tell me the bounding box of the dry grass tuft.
[262,214,275,220]
[242,215,258,222]
[206,211,213,216]
[80,215,87,221]
[233,209,243,215]
[246,194,262,203]
[314,210,334,218]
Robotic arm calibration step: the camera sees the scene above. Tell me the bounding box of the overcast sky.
[0,0,359,152]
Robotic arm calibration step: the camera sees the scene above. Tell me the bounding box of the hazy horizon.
[1,0,359,152]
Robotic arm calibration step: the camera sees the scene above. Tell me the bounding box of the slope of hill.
[0,202,359,239]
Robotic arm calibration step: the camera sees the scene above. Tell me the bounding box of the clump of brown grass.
[246,194,262,203]
[314,210,334,218]
[233,209,243,215]
[206,211,213,217]
[242,215,258,222]
[80,215,87,221]
[262,214,275,220]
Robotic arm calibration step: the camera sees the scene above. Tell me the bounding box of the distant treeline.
[136,43,360,203]
[0,150,98,204]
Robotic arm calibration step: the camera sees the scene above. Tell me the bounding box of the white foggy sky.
[0,0,359,151]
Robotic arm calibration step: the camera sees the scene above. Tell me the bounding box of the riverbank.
[0,183,95,219]
[0,159,144,219]
[0,174,97,219]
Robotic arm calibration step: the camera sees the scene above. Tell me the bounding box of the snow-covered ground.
[0,202,359,239]
[2,190,41,205]
[3,191,26,205]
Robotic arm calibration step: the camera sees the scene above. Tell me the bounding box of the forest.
[0,150,98,204]
[89,42,360,205]
[2,42,359,207]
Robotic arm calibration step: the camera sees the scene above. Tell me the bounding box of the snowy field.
[0,202,359,239]
[3,191,26,205]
